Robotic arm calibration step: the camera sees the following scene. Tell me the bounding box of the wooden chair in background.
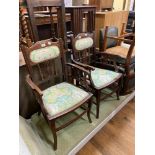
[21,38,93,150]
[25,0,67,48]
[99,24,135,94]
[71,32,122,118]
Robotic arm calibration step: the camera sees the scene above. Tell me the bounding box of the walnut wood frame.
[71,32,122,119]
[100,25,135,94]
[21,38,93,150]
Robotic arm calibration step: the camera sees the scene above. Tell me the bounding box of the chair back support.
[99,26,118,51]
[125,36,135,73]
[26,0,67,47]
[71,32,96,65]
[21,38,66,90]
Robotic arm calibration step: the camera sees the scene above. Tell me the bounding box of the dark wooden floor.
[77,100,135,155]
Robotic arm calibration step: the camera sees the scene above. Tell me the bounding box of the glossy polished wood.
[77,100,135,155]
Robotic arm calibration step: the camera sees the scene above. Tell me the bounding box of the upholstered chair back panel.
[22,39,65,90]
[75,37,94,51]
[30,46,60,63]
[99,26,118,50]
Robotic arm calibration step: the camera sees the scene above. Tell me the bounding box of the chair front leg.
[116,75,123,99]
[96,90,101,119]
[51,120,57,150]
[87,98,92,123]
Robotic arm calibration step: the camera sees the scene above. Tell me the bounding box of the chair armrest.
[118,32,134,38]
[107,36,133,44]
[26,75,43,96]
[66,63,91,75]
[71,59,95,71]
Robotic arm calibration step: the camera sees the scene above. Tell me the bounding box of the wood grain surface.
[77,100,135,155]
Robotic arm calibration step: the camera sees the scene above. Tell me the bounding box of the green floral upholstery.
[75,37,93,51]
[42,82,89,116]
[30,46,60,63]
[91,67,121,89]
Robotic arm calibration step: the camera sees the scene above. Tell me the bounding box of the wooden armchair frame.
[99,25,135,94]
[21,38,93,150]
[71,32,122,118]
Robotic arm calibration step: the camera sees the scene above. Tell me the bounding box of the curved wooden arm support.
[26,75,43,96]
[66,63,91,75]
[71,59,95,71]
[118,32,134,38]
[107,36,133,44]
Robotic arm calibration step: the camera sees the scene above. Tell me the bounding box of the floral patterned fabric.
[42,82,89,116]
[75,37,93,51]
[91,67,121,89]
[30,46,60,63]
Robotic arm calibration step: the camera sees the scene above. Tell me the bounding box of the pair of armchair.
[21,32,122,150]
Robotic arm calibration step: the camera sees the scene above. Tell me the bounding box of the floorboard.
[77,100,135,155]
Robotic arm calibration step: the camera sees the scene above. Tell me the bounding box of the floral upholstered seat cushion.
[42,82,89,116]
[91,68,121,89]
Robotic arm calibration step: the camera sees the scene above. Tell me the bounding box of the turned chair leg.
[116,88,120,100]
[116,81,120,100]
[96,91,101,119]
[51,120,57,150]
[87,99,92,123]
[114,79,120,100]
[122,76,129,94]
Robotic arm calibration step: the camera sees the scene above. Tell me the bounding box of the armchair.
[99,24,135,94]
[71,32,122,119]
[21,38,93,150]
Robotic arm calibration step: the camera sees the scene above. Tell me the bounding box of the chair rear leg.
[122,76,129,94]
[87,99,92,123]
[51,120,57,150]
[116,81,120,100]
[96,91,101,119]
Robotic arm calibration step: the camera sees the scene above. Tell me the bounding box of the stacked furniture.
[95,10,129,48]
[99,24,135,94]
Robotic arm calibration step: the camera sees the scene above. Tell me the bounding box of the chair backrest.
[99,26,118,51]
[71,32,96,65]
[25,0,67,47]
[21,38,66,90]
